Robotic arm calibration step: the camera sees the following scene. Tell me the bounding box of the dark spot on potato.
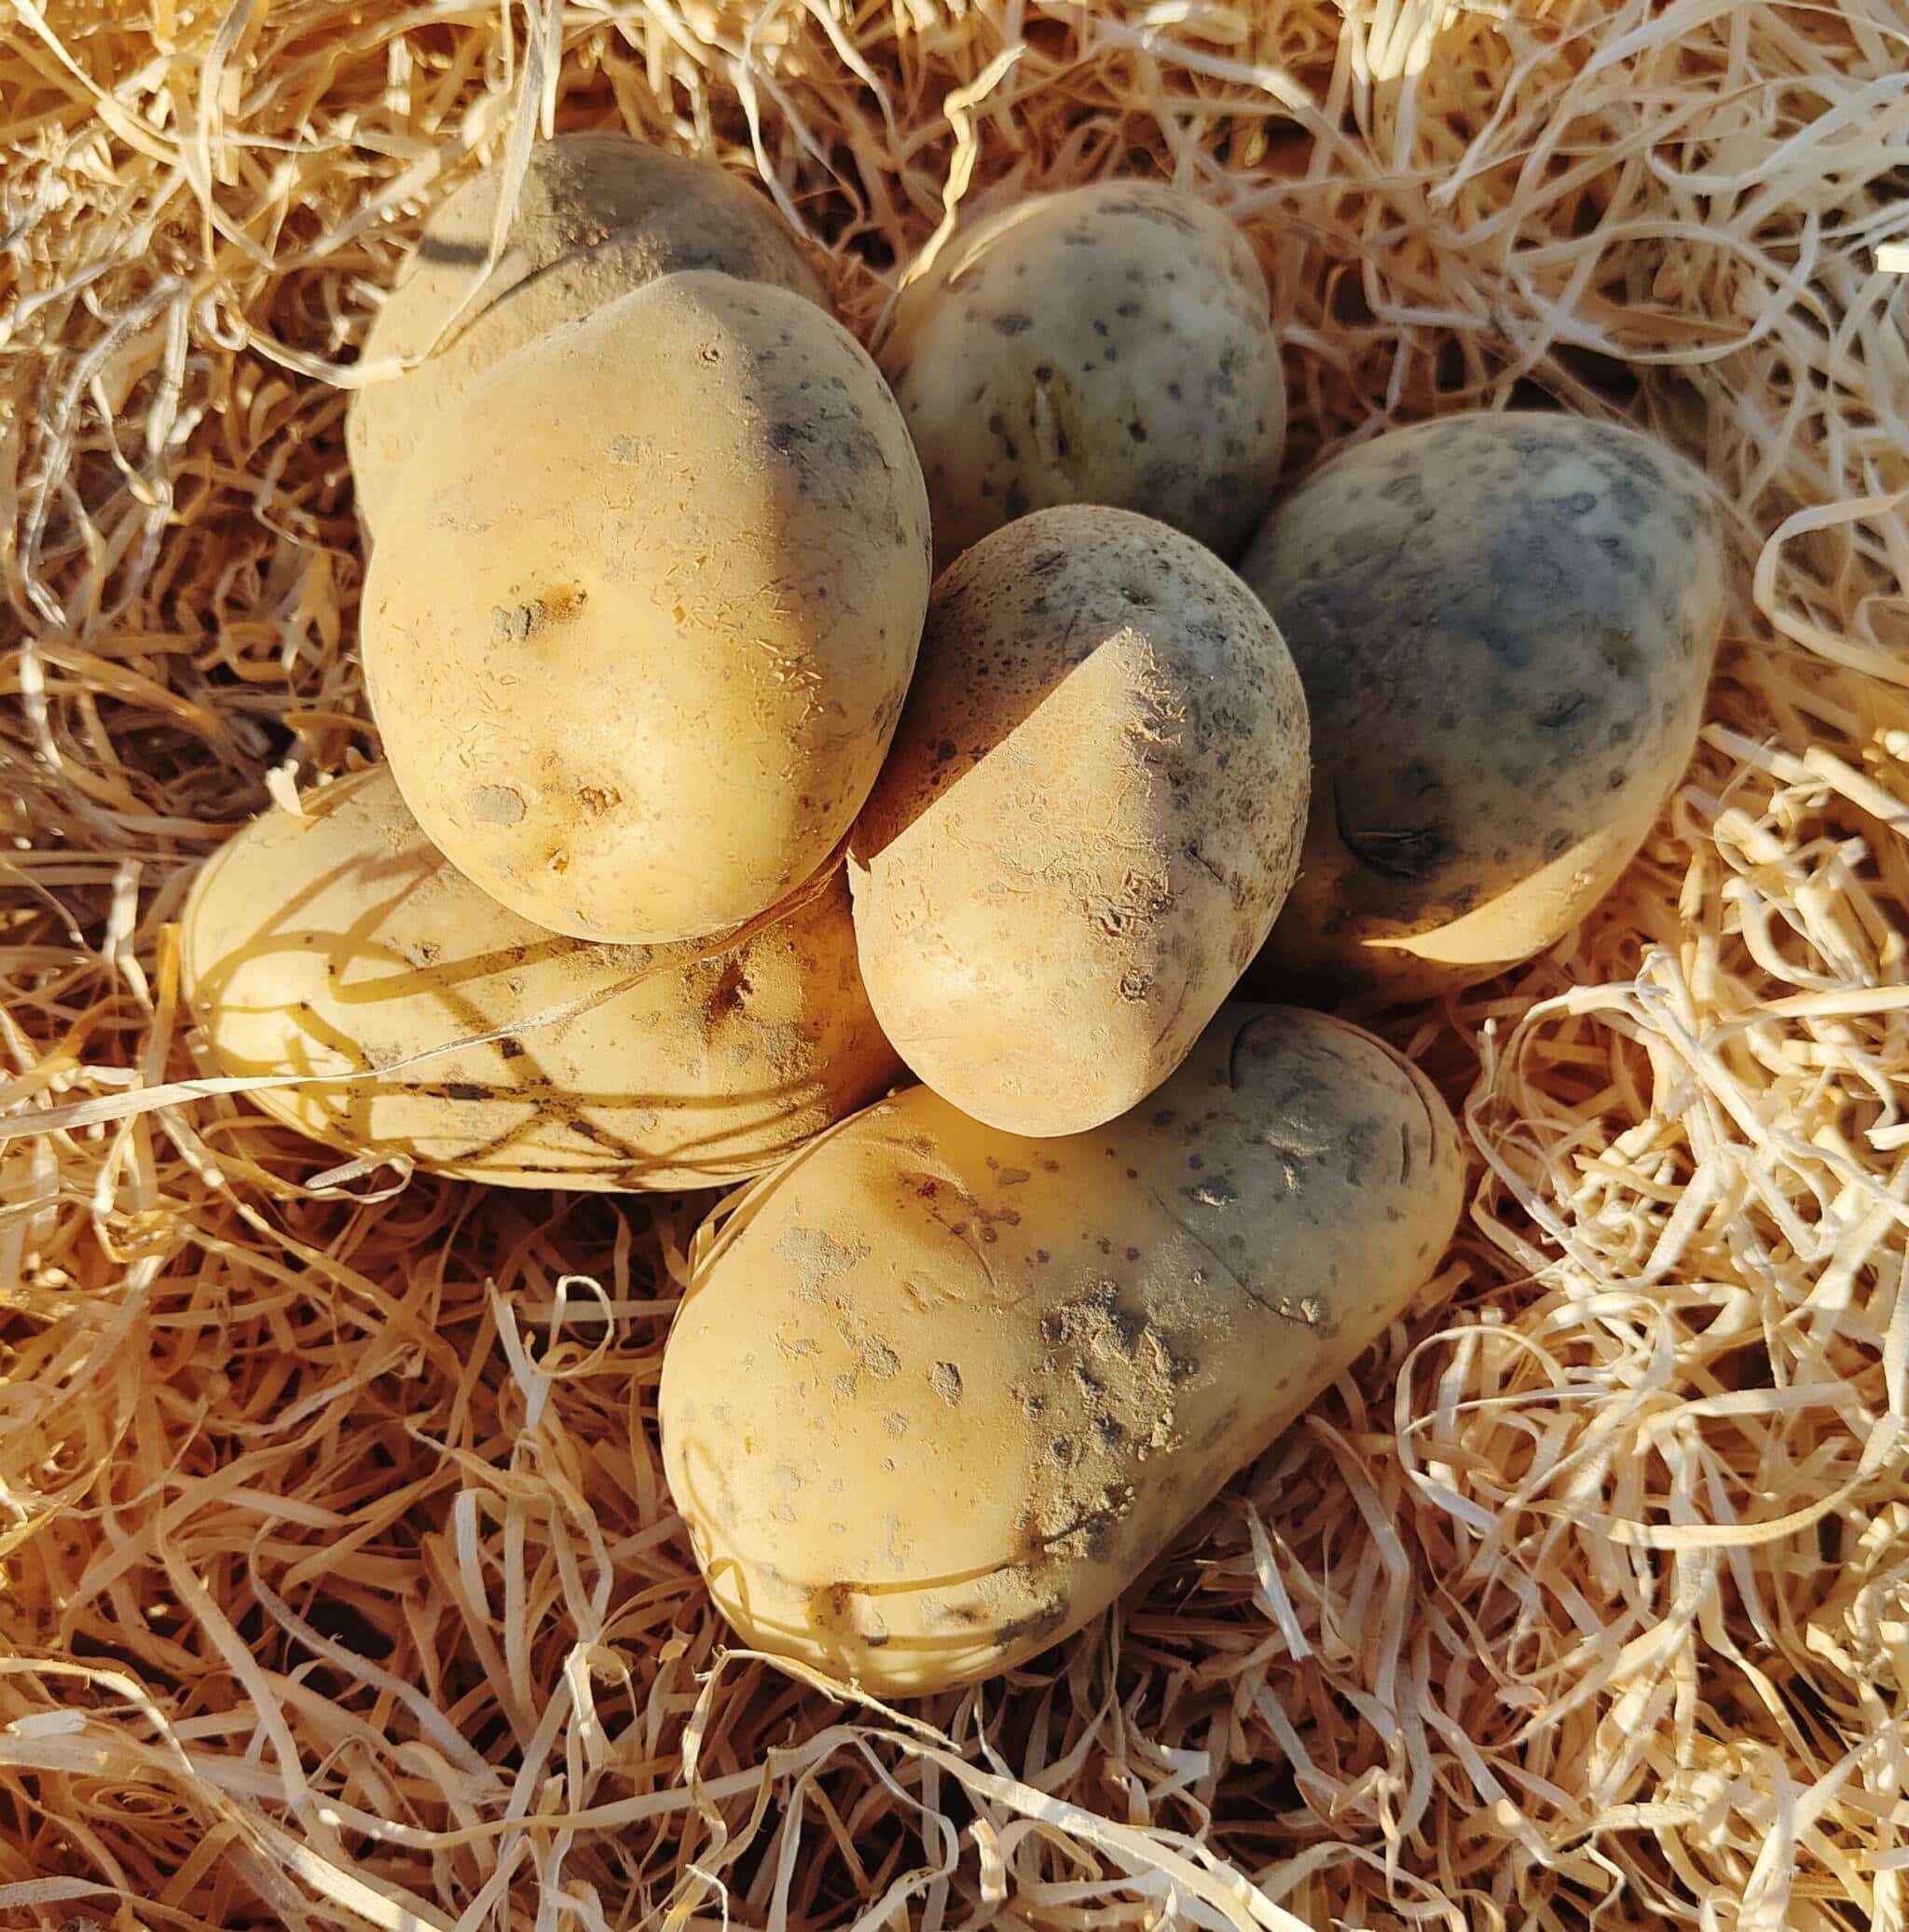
[1597,627,1642,678]
[1339,808,1450,883]
[994,1600,1068,1649]
[1539,692,1592,732]
[993,312,1034,336]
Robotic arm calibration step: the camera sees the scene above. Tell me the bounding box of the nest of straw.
[4,1,1907,1925]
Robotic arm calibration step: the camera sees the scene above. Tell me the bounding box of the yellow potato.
[660,1003,1463,1695]
[1239,411,1725,998]
[180,766,901,1191]
[362,270,933,945]
[880,181,1284,567]
[349,131,825,536]
[849,505,1309,1137]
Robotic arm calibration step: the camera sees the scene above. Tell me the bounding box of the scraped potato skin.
[180,766,902,1191]
[880,182,1285,567]
[1239,412,1725,1000]
[848,506,1309,1138]
[362,270,933,946]
[349,131,825,535]
[659,1003,1463,1696]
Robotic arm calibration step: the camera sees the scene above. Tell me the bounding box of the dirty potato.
[881,182,1284,567]
[181,766,901,1189]
[659,1002,1463,1695]
[361,271,932,945]
[1239,411,1725,997]
[849,505,1309,1137]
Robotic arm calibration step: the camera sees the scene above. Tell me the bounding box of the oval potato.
[1239,411,1725,998]
[880,181,1284,567]
[362,270,933,946]
[849,505,1309,1137]
[659,1003,1463,1696]
[349,131,825,535]
[180,766,902,1191]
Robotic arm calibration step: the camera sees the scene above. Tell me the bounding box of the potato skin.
[659,1003,1463,1695]
[180,766,902,1191]
[349,132,825,535]
[1237,412,1725,999]
[362,270,933,946]
[880,182,1284,568]
[848,506,1309,1138]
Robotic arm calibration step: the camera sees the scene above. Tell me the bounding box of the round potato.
[1238,412,1725,998]
[180,766,902,1191]
[349,131,825,535]
[848,505,1309,1138]
[660,1003,1464,1696]
[880,181,1285,568]
[362,270,933,946]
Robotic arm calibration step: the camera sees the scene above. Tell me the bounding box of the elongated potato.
[363,270,932,945]
[180,767,901,1191]
[881,181,1284,566]
[349,131,825,535]
[849,505,1309,1137]
[1239,412,1725,998]
[659,1003,1463,1695]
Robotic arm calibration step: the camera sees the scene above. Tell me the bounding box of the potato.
[362,270,933,946]
[348,131,825,535]
[1238,412,1725,999]
[659,1002,1463,1695]
[848,505,1309,1138]
[880,181,1284,567]
[180,765,902,1191]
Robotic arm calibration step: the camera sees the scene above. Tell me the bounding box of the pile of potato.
[185,134,1725,1696]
